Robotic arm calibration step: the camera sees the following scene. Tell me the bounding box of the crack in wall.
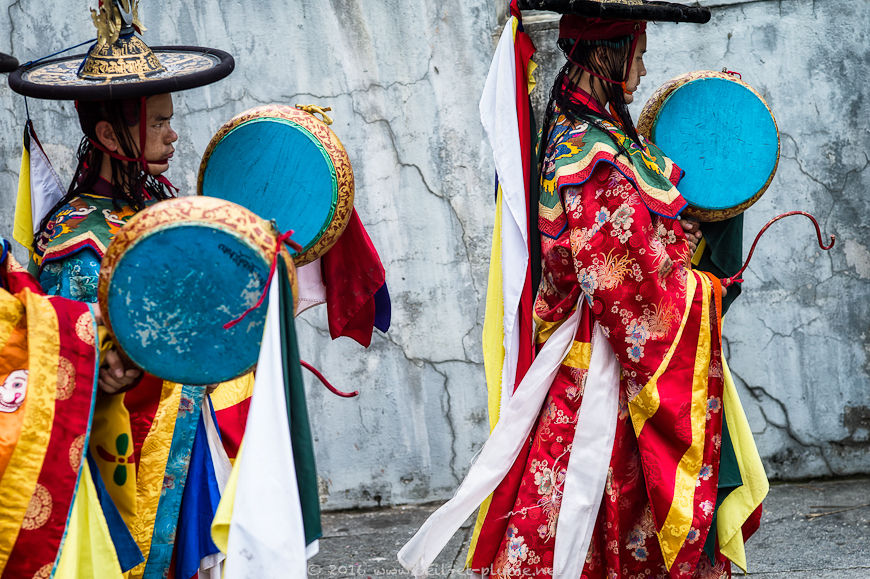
[347,107,480,298]
[296,315,332,339]
[433,362,462,485]
[780,132,870,198]
[380,316,480,367]
[755,314,822,351]
[6,0,23,55]
[726,354,837,476]
[354,395,373,436]
[341,71,483,300]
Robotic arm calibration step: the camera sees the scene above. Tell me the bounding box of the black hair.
[539,36,641,170]
[531,35,642,295]
[33,97,173,248]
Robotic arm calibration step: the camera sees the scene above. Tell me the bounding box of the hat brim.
[8,45,234,100]
[518,0,711,23]
[0,52,18,73]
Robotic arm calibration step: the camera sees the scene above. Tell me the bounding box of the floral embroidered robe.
[483,111,732,578]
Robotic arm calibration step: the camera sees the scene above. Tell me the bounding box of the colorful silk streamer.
[468,1,538,567]
[13,121,65,251]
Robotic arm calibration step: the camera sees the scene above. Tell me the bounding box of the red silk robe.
[487,164,730,578]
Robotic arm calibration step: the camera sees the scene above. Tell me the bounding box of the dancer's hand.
[98,348,142,394]
[679,218,702,255]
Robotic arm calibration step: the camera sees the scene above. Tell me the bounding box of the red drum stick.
[721,211,836,287]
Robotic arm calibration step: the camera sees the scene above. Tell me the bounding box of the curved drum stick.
[721,211,836,287]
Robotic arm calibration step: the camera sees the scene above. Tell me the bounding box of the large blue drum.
[197,104,354,265]
[98,196,297,385]
[638,71,780,221]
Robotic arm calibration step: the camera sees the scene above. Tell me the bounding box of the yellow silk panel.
[656,272,712,569]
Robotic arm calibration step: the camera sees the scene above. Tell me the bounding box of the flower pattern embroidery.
[178,394,196,415]
[706,396,722,421]
[700,499,715,518]
[697,464,713,487]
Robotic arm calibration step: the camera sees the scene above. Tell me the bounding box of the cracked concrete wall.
[0,0,867,510]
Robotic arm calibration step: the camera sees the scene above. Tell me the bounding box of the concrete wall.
[0,0,866,510]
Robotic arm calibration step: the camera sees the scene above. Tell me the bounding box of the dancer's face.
[623,33,647,104]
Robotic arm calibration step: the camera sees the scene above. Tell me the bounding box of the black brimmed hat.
[517,0,711,23]
[0,52,18,73]
[8,0,233,100]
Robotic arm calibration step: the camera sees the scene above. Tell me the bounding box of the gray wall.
[0,0,866,510]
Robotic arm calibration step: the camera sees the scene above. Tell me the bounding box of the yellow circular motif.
[75,313,95,346]
[69,434,86,473]
[32,564,53,579]
[56,356,76,401]
[21,484,52,530]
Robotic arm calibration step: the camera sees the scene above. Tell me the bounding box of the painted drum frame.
[98,196,298,382]
[638,70,780,222]
[196,104,355,265]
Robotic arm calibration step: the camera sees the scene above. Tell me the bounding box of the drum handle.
[295,104,333,125]
[721,211,836,287]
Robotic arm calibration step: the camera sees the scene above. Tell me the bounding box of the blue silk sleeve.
[38,248,102,303]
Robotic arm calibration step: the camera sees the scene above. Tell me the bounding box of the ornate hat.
[0,53,18,73]
[517,0,711,23]
[8,0,234,100]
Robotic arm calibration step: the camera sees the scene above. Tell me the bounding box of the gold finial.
[90,0,146,48]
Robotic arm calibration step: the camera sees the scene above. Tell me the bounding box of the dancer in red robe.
[400,2,766,577]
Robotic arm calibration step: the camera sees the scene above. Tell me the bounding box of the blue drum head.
[201,118,335,252]
[650,77,779,216]
[106,224,270,385]
[198,105,355,265]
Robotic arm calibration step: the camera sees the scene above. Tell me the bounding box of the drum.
[197,104,354,265]
[638,71,780,221]
[98,196,298,385]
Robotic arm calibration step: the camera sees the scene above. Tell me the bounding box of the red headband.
[559,16,646,42]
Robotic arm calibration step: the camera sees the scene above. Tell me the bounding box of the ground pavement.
[307,477,870,578]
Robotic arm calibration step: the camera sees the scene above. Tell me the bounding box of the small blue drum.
[197,104,354,265]
[638,70,780,221]
[98,196,297,385]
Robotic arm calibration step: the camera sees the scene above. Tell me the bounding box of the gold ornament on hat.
[91,0,145,49]
[81,0,164,81]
